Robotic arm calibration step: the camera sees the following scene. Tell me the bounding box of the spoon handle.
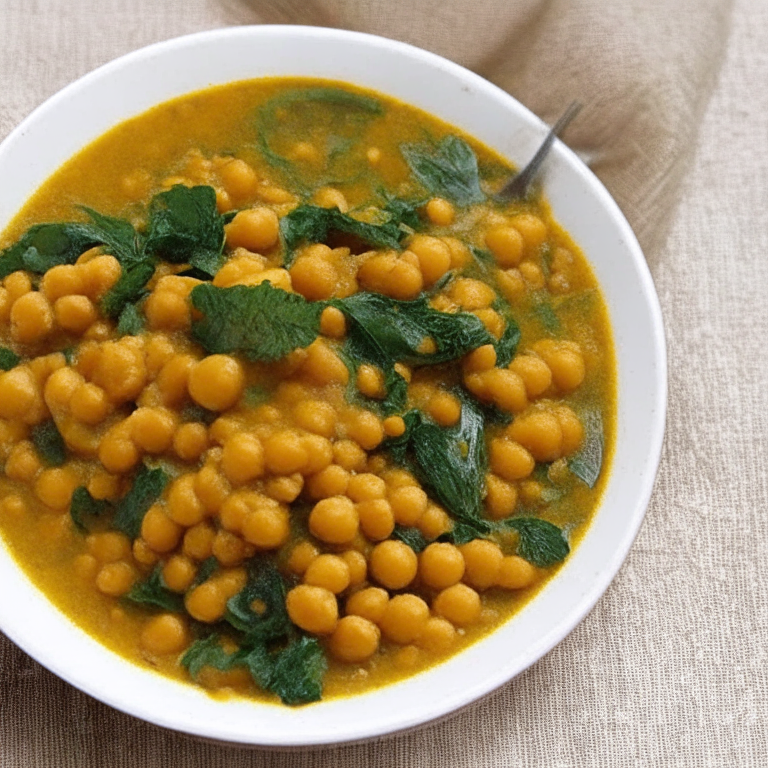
[497,100,582,201]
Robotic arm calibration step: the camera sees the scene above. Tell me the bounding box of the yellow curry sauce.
[0,78,615,704]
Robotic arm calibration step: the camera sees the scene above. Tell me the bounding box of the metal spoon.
[496,100,582,201]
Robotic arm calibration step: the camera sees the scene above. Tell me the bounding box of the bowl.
[0,25,666,746]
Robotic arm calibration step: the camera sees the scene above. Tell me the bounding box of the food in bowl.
[0,77,614,706]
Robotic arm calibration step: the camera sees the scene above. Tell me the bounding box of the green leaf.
[125,564,184,612]
[31,420,66,466]
[144,185,225,277]
[389,396,490,531]
[401,135,485,207]
[392,525,428,553]
[531,299,561,334]
[225,563,291,642]
[69,486,111,531]
[0,347,21,371]
[79,207,143,265]
[280,205,405,266]
[568,409,604,488]
[441,521,483,546]
[190,282,323,362]
[101,260,155,319]
[0,224,98,279]
[191,555,219,588]
[239,643,275,689]
[493,315,522,368]
[112,464,169,539]
[335,292,493,368]
[379,191,424,232]
[116,302,144,336]
[503,517,569,568]
[268,636,326,706]
[180,635,237,679]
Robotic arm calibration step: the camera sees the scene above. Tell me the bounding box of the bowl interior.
[0,26,666,746]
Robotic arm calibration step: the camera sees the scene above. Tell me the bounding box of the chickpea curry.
[0,79,614,706]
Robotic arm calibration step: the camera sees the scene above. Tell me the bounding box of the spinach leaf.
[392,525,428,553]
[112,464,169,539]
[190,282,323,362]
[568,409,604,488]
[69,486,111,531]
[379,191,424,232]
[116,302,144,336]
[78,207,143,265]
[531,299,561,334]
[125,564,184,612]
[401,135,485,207]
[280,205,405,266]
[191,555,219,587]
[144,185,225,277]
[101,260,155,320]
[31,420,66,466]
[268,636,326,706]
[225,563,291,642]
[502,517,569,567]
[0,224,103,279]
[440,521,484,546]
[0,347,21,371]
[389,396,490,533]
[180,635,237,679]
[493,313,522,368]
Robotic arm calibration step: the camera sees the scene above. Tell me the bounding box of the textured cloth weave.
[1,1,767,765]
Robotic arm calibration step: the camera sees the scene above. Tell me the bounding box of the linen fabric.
[1,0,766,765]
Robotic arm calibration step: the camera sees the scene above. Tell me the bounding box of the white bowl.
[0,26,666,747]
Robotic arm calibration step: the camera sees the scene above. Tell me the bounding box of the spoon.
[496,101,582,201]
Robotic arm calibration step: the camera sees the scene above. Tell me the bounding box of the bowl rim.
[0,24,667,747]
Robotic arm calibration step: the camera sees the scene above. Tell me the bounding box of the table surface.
[0,1,766,766]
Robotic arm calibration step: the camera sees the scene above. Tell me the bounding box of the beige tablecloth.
[1,1,767,765]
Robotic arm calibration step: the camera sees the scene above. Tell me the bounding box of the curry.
[0,78,615,705]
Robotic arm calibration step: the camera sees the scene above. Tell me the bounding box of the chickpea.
[81,255,122,299]
[262,429,308,475]
[347,473,386,502]
[508,213,547,252]
[54,295,97,334]
[264,473,304,503]
[319,305,346,338]
[418,504,452,539]
[129,407,177,454]
[489,438,535,481]
[369,540,417,590]
[219,159,259,203]
[95,561,136,597]
[300,339,349,386]
[330,615,380,663]
[419,542,465,590]
[10,292,54,344]
[156,354,196,407]
[286,584,338,634]
[290,247,339,300]
[531,339,585,392]
[41,264,85,301]
[286,540,320,575]
[185,580,229,623]
[340,550,367,586]
[194,465,231,513]
[304,554,351,594]
[241,499,290,549]
[497,555,538,589]
[92,340,147,404]
[301,434,334,475]
[69,383,110,425]
[388,485,428,526]
[433,583,482,626]
[463,344,497,373]
[293,399,336,438]
[481,368,529,413]
[383,415,406,437]
[356,364,386,399]
[408,235,451,286]
[485,474,518,519]
[141,505,182,553]
[427,390,462,427]
[346,587,389,624]
[165,474,205,527]
[188,355,244,411]
[417,617,457,653]
[448,278,496,310]
[357,498,395,541]
[5,440,43,483]
[306,464,350,499]
[162,555,197,592]
[519,261,545,289]
[425,198,455,226]
[509,354,552,398]
[4,271,32,301]
[379,593,429,644]
[73,553,99,580]
[553,405,584,456]
[182,522,216,561]
[346,410,384,450]
[0,367,39,420]
[86,531,132,562]
[98,426,139,475]
[144,290,190,331]
[485,225,524,267]
[312,186,348,211]
[221,433,265,484]
[507,411,563,462]
[173,422,209,461]
[460,539,504,589]
[140,614,189,655]
[309,496,359,544]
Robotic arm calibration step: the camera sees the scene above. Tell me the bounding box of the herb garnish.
[112,463,169,539]
[190,282,323,362]
[568,408,604,488]
[125,564,184,612]
[69,486,111,531]
[401,135,485,207]
[30,419,66,466]
[501,517,570,567]
[0,347,21,371]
